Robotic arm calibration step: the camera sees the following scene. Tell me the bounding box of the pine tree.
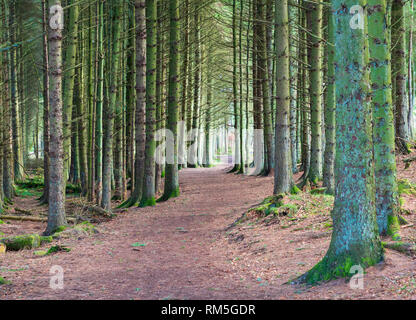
[140,0,157,207]
[368,0,400,237]
[322,5,335,195]
[160,0,180,201]
[101,1,123,211]
[274,0,294,194]
[300,0,383,284]
[45,0,66,235]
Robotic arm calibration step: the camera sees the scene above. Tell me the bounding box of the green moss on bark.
[1,234,41,251]
[158,187,180,202]
[290,185,300,195]
[139,197,156,208]
[387,215,401,240]
[299,247,383,285]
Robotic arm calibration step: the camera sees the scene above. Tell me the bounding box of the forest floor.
[1,156,416,300]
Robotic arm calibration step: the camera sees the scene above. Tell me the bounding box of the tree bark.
[45,0,67,235]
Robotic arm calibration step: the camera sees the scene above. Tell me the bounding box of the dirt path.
[0,165,276,299]
[1,165,416,300]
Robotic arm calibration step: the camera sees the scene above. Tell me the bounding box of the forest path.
[2,162,416,299]
[0,164,287,299]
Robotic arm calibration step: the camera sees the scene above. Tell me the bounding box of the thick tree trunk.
[140,0,157,207]
[392,0,411,153]
[368,0,400,237]
[300,0,383,284]
[45,0,67,235]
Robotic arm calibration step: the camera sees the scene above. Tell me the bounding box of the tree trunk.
[305,0,323,184]
[161,0,180,201]
[95,0,105,205]
[392,0,411,153]
[368,0,400,237]
[300,0,383,284]
[45,0,67,235]
[101,1,123,211]
[40,0,50,204]
[322,5,335,195]
[62,3,79,180]
[274,0,294,194]
[140,0,157,207]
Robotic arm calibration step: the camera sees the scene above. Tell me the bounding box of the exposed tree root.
[158,187,180,203]
[383,241,416,256]
[14,207,36,215]
[403,156,416,169]
[293,250,383,285]
[139,197,156,208]
[0,234,53,251]
[71,203,112,218]
[0,215,76,223]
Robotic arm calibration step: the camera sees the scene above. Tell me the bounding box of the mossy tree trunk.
[126,4,136,187]
[322,5,335,195]
[252,0,264,175]
[289,1,299,174]
[78,7,89,197]
[0,1,4,211]
[300,0,383,284]
[101,1,123,211]
[300,6,310,177]
[258,0,272,176]
[154,0,164,194]
[120,0,146,208]
[274,0,294,194]
[87,1,97,202]
[9,0,24,182]
[305,0,323,184]
[62,2,79,181]
[45,0,67,235]
[179,0,190,169]
[95,0,105,205]
[392,0,411,154]
[160,0,180,201]
[2,0,14,202]
[203,45,213,168]
[189,6,200,169]
[40,0,50,204]
[140,0,157,207]
[368,0,400,237]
